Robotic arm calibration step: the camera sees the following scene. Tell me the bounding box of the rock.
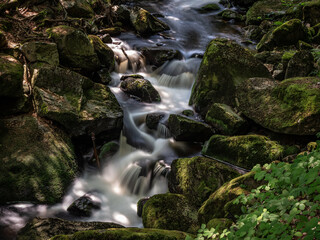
[236,77,320,135]
[47,25,100,72]
[244,25,265,42]
[32,64,123,137]
[285,50,314,79]
[16,217,123,240]
[142,193,198,233]
[219,9,244,22]
[20,42,59,66]
[141,47,182,68]
[189,38,271,116]
[67,193,101,217]
[168,156,240,206]
[130,7,169,35]
[120,76,161,103]
[205,103,248,135]
[256,19,309,52]
[302,0,320,27]
[59,0,94,18]
[146,112,165,130]
[229,0,257,8]
[0,30,7,48]
[99,141,119,160]
[49,228,189,240]
[111,5,132,26]
[310,23,320,44]
[198,172,261,223]
[167,114,213,142]
[101,34,112,43]
[137,197,150,217]
[99,27,123,36]
[181,109,194,117]
[202,134,284,169]
[198,3,221,13]
[206,218,233,232]
[0,114,77,204]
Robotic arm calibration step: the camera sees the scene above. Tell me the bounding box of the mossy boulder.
[302,0,320,26]
[141,47,182,68]
[219,9,244,22]
[198,172,262,223]
[130,7,169,35]
[285,50,314,79]
[168,156,240,207]
[59,0,94,18]
[50,228,190,240]
[142,193,199,233]
[47,25,100,72]
[67,193,101,217]
[32,64,123,137]
[189,38,271,117]
[206,218,233,233]
[198,3,221,13]
[20,42,59,66]
[120,76,161,103]
[99,141,119,160]
[236,77,320,135]
[0,114,77,204]
[0,30,7,48]
[167,114,213,142]
[205,103,248,135]
[17,217,123,240]
[202,135,284,169]
[256,19,309,52]
[88,35,115,71]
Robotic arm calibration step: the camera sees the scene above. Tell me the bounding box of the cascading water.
[0,0,247,238]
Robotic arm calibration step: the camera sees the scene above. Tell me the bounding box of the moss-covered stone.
[99,27,123,36]
[256,19,309,52]
[220,9,244,22]
[88,35,114,71]
[141,47,182,68]
[59,0,94,18]
[0,115,77,204]
[167,114,213,142]
[205,103,248,135]
[99,141,119,160]
[189,38,271,117]
[50,228,190,240]
[142,193,199,233]
[47,25,100,72]
[302,0,320,27]
[202,134,284,169]
[236,77,320,135]
[17,217,123,240]
[198,172,262,223]
[285,50,314,79]
[198,3,221,13]
[168,156,240,207]
[20,41,59,66]
[206,218,233,233]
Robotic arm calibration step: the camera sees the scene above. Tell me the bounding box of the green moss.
[282,50,297,61]
[207,218,233,233]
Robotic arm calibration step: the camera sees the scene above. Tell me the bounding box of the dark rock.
[99,141,119,160]
[181,109,194,117]
[141,47,182,68]
[0,30,7,48]
[20,42,59,66]
[59,0,94,18]
[67,193,101,217]
[219,9,244,22]
[101,34,112,43]
[303,0,320,27]
[120,74,144,81]
[137,197,150,217]
[285,50,314,79]
[197,3,221,13]
[244,25,264,42]
[146,112,165,130]
[99,27,123,36]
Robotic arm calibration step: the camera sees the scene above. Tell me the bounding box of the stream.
[0,0,247,238]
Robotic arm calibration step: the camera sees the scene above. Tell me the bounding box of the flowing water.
[0,0,247,238]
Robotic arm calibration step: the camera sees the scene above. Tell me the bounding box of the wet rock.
[88,35,115,71]
[120,74,144,81]
[137,197,150,217]
[236,77,320,135]
[67,193,101,217]
[256,19,309,52]
[59,0,94,18]
[205,103,248,135]
[0,115,77,204]
[244,25,265,42]
[198,172,262,223]
[17,217,123,240]
[302,0,320,27]
[146,112,165,130]
[20,42,59,66]
[181,109,194,117]
[47,25,100,72]
[99,27,123,36]
[141,47,182,68]
[0,30,7,48]
[167,114,213,142]
[112,5,132,26]
[32,64,123,137]
[101,34,112,43]
[130,7,169,35]
[197,3,221,13]
[99,141,119,160]
[189,38,271,117]
[120,76,161,103]
[142,193,198,233]
[285,50,314,79]
[202,134,284,169]
[219,9,244,22]
[168,156,240,207]
[93,68,112,85]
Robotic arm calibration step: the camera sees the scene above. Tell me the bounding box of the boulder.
[198,172,261,223]
[67,193,101,217]
[32,64,123,137]
[236,77,320,135]
[167,114,213,142]
[302,0,320,27]
[130,7,169,35]
[142,193,198,233]
[219,9,244,22]
[197,3,221,13]
[99,27,123,36]
[88,35,115,71]
[256,19,309,52]
[146,112,165,130]
[59,0,94,18]
[17,217,123,240]
[202,135,284,169]
[50,228,189,240]
[168,156,240,207]
[141,47,182,68]
[137,197,150,217]
[99,141,119,160]
[120,76,161,103]
[205,103,248,135]
[20,42,59,66]
[0,115,77,204]
[189,38,271,116]
[47,25,100,72]
[0,30,7,48]
[285,50,314,79]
